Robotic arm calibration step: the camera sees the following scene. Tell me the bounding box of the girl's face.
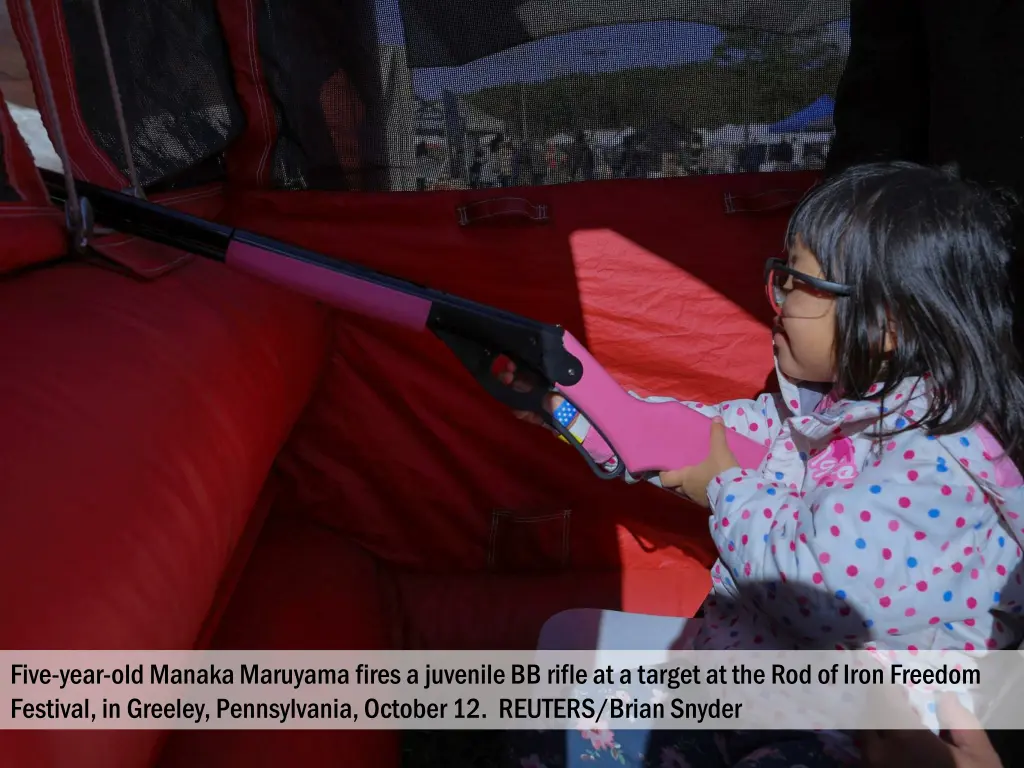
[772,238,837,383]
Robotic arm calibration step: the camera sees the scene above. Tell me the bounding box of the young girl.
[506,161,1024,767]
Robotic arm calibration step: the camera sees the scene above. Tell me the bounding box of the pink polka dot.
[830,525,840,536]
[722,518,730,527]
[965,618,976,627]
[964,642,975,651]
[952,562,963,573]
[886,441,896,451]
[881,548,892,560]
[903,450,915,460]
[790,399,799,409]
[986,638,998,649]
[997,565,1007,576]
[763,509,773,519]
[914,531,927,541]
[749,423,759,432]
[888,520,899,532]
[874,577,885,588]
[742,509,751,519]
[785,441,794,450]
[898,497,911,508]
[847,565,859,577]
[834,503,844,513]
[820,552,831,564]
[967,597,978,609]
[860,510,871,522]
[929,616,940,625]
[970,568,979,580]
[887,628,899,635]
[916,581,928,592]
[812,573,823,584]
[907,470,918,481]
[941,485,952,496]
[905,608,916,617]
[879,596,891,608]
[955,517,966,528]
[736,407,745,416]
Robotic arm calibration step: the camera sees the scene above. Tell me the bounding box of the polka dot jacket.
[563,363,1024,658]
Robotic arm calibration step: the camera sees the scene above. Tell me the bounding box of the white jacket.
[567,364,1024,655]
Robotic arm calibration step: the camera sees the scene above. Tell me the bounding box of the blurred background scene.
[0,0,847,192]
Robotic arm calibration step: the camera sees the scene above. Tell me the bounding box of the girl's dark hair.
[786,160,1024,469]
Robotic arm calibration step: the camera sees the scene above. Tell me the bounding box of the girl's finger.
[659,467,692,488]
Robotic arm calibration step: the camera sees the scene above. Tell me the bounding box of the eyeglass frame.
[763,257,852,315]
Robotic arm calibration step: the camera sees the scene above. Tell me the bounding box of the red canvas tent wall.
[0,1,846,767]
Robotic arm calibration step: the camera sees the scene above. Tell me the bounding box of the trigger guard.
[546,412,625,481]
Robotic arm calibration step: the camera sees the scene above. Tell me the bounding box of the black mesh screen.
[0,130,20,202]
[60,0,245,191]
[255,0,389,190]
[253,0,850,192]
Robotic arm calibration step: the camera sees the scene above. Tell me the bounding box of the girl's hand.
[657,417,739,507]
[498,360,561,425]
[859,693,1003,768]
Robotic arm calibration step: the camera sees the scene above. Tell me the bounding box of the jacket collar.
[775,360,931,442]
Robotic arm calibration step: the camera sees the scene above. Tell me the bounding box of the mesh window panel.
[255,0,392,191]
[61,0,245,191]
[252,0,849,191]
[0,130,20,202]
[397,1,850,191]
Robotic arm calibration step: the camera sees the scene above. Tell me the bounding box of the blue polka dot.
[945,623,955,630]
[927,435,937,440]
[729,540,735,549]
[856,538,867,549]
[869,485,882,494]
[725,494,735,502]
[798,452,808,461]
[927,702,936,713]
[994,591,1001,603]
[766,488,776,496]
[763,534,769,542]
[928,509,940,518]
[999,536,1006,547]
[907,557,918,568]
[943,591,953,602]
[835,590,847,600]
[937,462,948,473]
[775,472,784,480]
[864,619,874,628]
[895,417,907,429]
[974,522,983,530]
[960,437,970,446]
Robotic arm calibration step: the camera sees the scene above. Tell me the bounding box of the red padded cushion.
[0,258,330,768]
[157,512,400,768]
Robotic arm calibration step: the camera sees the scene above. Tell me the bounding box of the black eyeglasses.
[764,257,852,316]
